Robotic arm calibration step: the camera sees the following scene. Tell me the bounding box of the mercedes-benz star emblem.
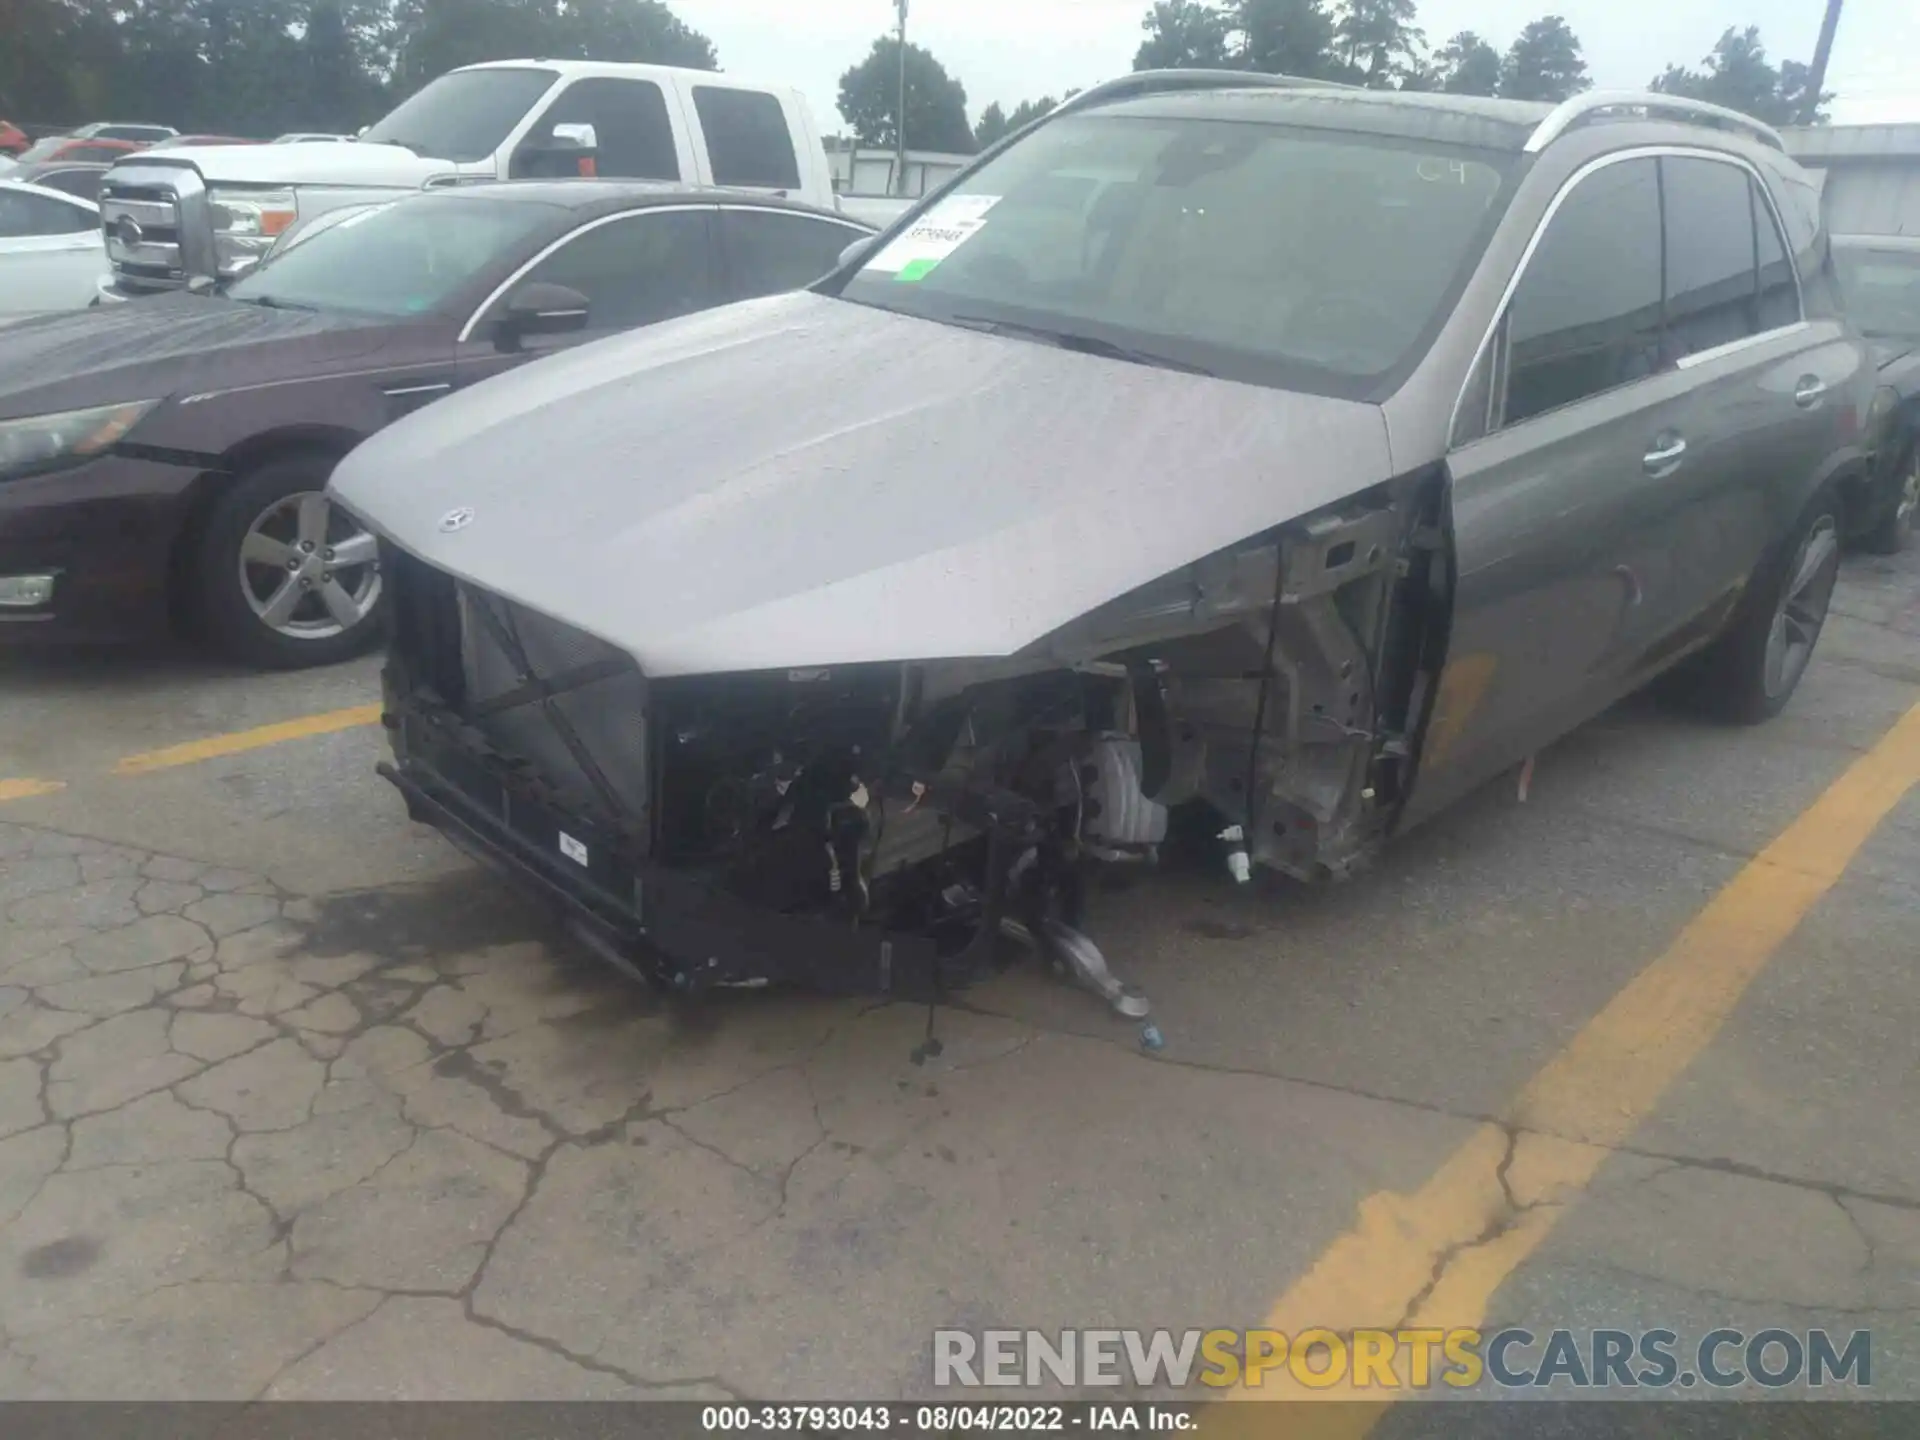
[438,507,476,534]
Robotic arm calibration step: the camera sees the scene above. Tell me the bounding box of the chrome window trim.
[457,202,716,344]
[1673,320,1811,370]
[1448,145,1808,449]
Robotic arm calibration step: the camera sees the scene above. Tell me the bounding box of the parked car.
[0,180,103,325]
[9,161,111,203]
[94,59,913,305]
[62,122,176,145]
[0,181,874,666]
[11,135,142,167]
[1833,234,1920,552]
[334,76,1876,1016]
[149,134,262,150]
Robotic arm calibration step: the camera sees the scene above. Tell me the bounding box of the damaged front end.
[376,473,1448,1018]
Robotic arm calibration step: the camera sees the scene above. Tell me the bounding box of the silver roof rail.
[1054,68,1354,120]
[1523,89,1786,154]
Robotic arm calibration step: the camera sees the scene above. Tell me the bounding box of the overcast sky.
[677,0,1919,136]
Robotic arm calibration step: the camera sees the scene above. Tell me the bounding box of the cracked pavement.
[1,545,1918,1404]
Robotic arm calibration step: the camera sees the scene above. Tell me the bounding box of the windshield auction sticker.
[865,195,1000,282]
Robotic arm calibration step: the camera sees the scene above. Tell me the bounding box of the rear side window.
[693,87,801,190]
[1661,156,1760,358]
[526,78,679,181]
[516,209,716,330]
[721,209,868,299]
[1502,157,1663,427]
[37,168,102,202]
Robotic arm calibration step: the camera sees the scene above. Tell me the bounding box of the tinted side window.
[525,79,678,181]
[1752,178,1800,331]
[518,210,714,331]
[693,87,801,189]
[1503,157,1663,428]
[722,210,867,300]
[0,189,92,236]
[38,168,103,202]
[69,144,128,162]
[1662,156,1759,358]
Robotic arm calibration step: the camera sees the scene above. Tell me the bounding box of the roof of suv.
[1108,86,1555,151]
[1088,81,1788,159]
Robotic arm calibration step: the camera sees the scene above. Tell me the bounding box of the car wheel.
[1678,486,1843,725]
[1859,443,1917,556]
[194,455,387,670]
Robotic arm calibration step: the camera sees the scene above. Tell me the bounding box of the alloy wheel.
[1762,512,1839,701]
[237,491,381,641]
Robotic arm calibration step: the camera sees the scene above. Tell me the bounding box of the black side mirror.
[495,282,590,350]
[836,235,876,270]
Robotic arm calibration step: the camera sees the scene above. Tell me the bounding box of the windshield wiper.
[238,294,317,312]
[946,314,1215,377]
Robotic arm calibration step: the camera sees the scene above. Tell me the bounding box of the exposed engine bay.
[377,473,1448,1019]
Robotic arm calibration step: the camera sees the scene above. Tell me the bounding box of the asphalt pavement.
[0,543,1916,1421]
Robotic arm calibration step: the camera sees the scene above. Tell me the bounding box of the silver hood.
[330,292,1393,678]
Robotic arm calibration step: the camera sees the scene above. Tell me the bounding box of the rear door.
[714,206,874,301]
[457,205,720,385]
[1615,153,1835,680]
[1413,156,1696,818]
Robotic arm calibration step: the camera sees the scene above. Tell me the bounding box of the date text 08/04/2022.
[700,1404,1197,1432]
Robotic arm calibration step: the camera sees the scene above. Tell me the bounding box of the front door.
[457,207,720,386]
[1407,155,1696,822]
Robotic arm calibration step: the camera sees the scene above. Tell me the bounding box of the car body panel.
[330,290,1396,678]
[0,181,106,325]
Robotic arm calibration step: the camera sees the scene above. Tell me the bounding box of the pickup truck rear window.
[693,86,801,190]
[362,67,558,164]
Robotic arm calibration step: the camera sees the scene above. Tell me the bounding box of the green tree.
[1334,0,1424,89]
[1237,0,1336,78]
[1134,0,1231,70]
[1499,15,1588,102]
[1651,26,1830,125]
[837,36,974,153]
[1433,30,1500,96]
[975,94,1066,149]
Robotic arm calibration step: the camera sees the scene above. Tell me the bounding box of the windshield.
[836,113,1512,395]
[360,67,558,163]
[225,195,551,318]
[1833,245,1920,342]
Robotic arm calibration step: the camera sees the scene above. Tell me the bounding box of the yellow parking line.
[113,704,383,776]
[0,778,66,803]
[1210,697,1920,1432]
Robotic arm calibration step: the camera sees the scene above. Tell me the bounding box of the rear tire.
[1671,485,1843,725]
[1859,442,1917,556]
[193,454,387,670]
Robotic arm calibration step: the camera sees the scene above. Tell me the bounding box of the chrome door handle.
[1794,376,1828,408]
[1643,435,1687,473]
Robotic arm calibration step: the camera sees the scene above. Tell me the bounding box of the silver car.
[334,74,1876,1017]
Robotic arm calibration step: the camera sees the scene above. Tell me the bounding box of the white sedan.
[0,179,106,326]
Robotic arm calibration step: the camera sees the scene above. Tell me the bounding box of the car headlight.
[0,401,160,482]
[208,187,297,276]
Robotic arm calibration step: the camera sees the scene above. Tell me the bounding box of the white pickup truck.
[97,60,914,299]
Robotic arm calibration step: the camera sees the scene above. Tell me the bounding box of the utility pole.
[894,0,909,196]
[1802,0,1843,124]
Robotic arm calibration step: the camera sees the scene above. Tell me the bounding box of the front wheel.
[193,455,387,670]
[1674,487,1842,725]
